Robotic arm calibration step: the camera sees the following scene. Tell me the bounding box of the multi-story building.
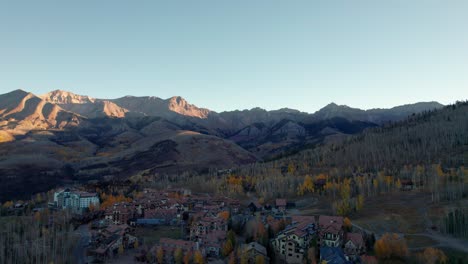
[190,216,227,239]
[104,203,135,225]
[318,215,344,247]
[53,188,100,213]
[343,232,365,261]
[241,242,270,263]
[271,216,317,264]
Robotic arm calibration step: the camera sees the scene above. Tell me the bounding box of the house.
[89,224,137,262]
[271,215,317,263]
[275,199,287,212]
[319,215,344,247]
[320,246,352,264]
[201,230,226,257]
[91,234,123,261]
[241,242,270,264]
[344,233,365,260]
[190,216,227,239]
[104,203,135,225]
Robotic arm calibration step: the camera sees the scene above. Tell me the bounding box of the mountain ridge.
[0,88,455,201]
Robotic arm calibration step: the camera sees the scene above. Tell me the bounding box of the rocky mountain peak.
[166,96,211,118]
[41,90,95,104]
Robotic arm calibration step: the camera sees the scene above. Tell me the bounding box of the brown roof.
[319,215,343,235]
[243,242,267,256]
[275,199,287,207]
[290,216,316,237]
[345,232,364,247]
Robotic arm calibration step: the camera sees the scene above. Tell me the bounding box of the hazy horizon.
[1,1,467,112]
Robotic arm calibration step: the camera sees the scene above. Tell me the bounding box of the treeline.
[440,207,468,239]
[0,209,76,264]
[126,102,468,214]
[296,101,468,170]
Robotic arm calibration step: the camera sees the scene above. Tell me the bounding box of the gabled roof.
[345,233,364,248]
[243,242,267,256]
[319,215,343,235]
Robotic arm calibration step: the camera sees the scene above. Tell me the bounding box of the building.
[190,216,227,239]
[241,242,270,263]
[275,199,287,212]
[53,188,100,213]
[271,216,317,263]
[88,224,137,262]
[343,233,365,260]
[104,203,135,225]
[201,230,226,257]
[319,215,344,247]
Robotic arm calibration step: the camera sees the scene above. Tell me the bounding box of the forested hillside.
[150,102,467,218]
[293,101,468,170]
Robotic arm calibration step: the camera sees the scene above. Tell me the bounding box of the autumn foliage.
[193,250,204,264]
[100,194,132,209]
[218,211,230,221]
[417,247,447,264]
[374,233,408,260]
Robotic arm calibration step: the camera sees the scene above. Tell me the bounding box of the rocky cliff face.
[0,89,82,134]
[41,89,96,104]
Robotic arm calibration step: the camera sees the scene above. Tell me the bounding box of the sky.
[0,1,467,113]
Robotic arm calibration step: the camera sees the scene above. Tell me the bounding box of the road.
[352,223,468,254]
[409,230,468,253]
[73,224,91,264]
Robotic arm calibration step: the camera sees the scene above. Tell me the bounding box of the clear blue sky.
[0,1,467,113]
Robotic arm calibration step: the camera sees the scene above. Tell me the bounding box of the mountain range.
[0,89,444,200]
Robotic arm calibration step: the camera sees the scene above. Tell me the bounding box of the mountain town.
[1,1,467,263]
[0,90,467,263]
